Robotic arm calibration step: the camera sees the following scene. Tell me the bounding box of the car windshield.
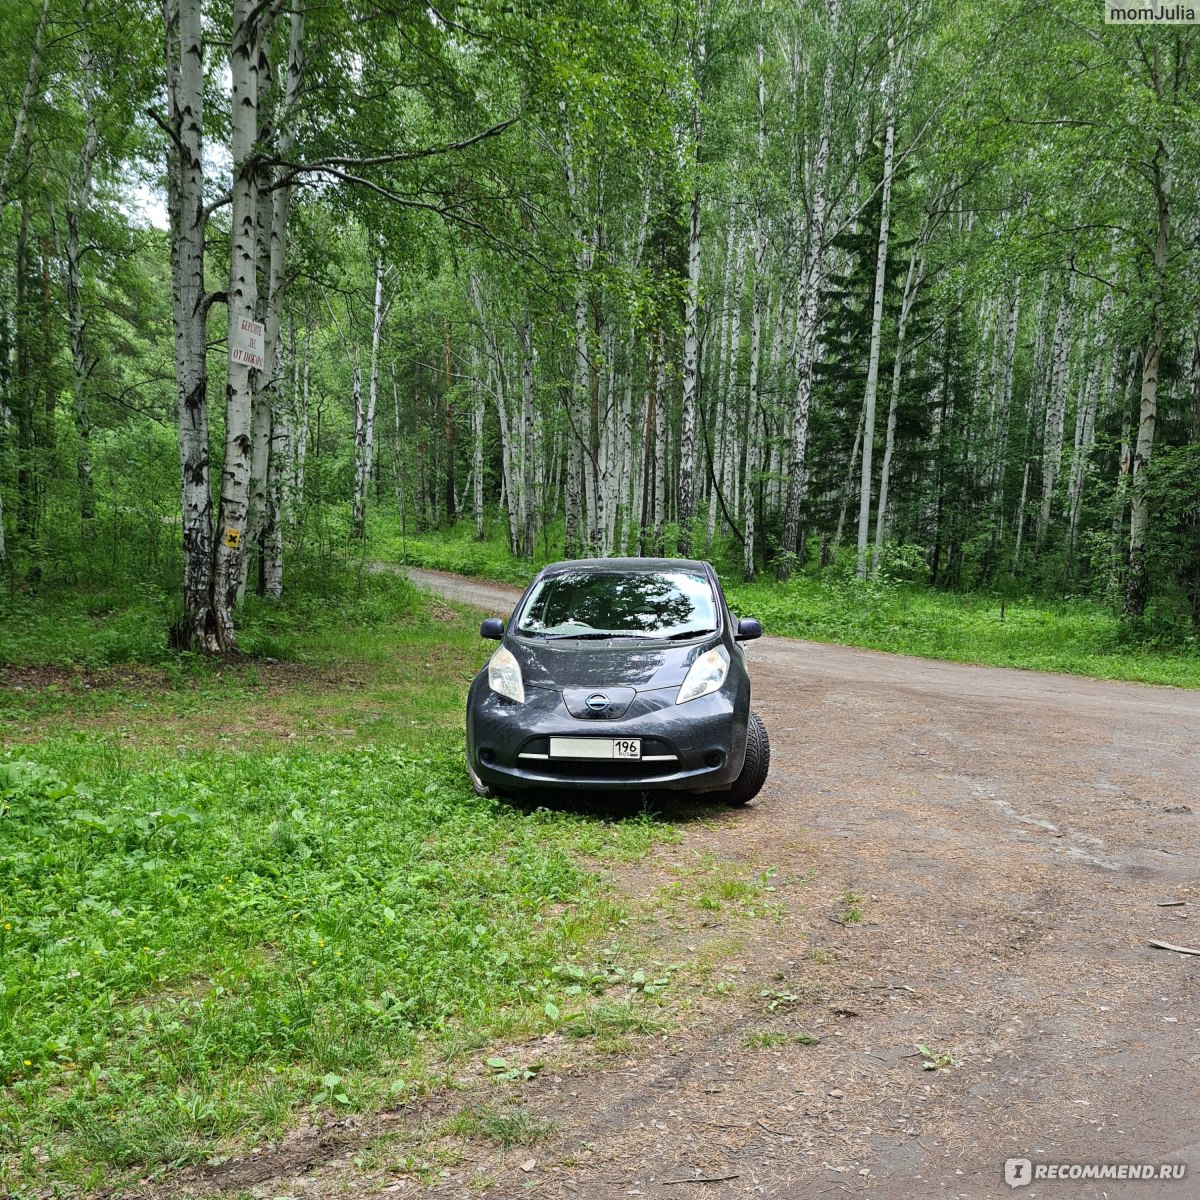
[517,570,718,640]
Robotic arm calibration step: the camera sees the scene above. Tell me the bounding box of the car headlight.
[675,645,729,704]
[488,645,525,703]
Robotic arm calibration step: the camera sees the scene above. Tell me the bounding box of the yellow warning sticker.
[224,528,241,549]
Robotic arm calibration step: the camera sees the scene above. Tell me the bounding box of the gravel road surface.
[405,567,1200,1200]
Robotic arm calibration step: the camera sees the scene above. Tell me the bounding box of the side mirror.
[735,617,762,642]
[480,617,505,640]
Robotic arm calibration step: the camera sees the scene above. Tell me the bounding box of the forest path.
[407,569,1200,1198]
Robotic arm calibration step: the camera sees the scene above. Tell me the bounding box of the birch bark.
[164,0,217,650]
[1126,120,1171,616]
[257,3,304,597]
[64,41,100,536]
[352,250,385,538]
[854,32,895,580]
[778,0,838,580]
[677,2,706,555]
[212,0,264,649]
[1036,278,1075,550]
[0,0,50,214]
[706,222,737,548]
[719,231,746,526]
[871,247,924,576]
[562,113,593,556]
[295,311,310,507]
[741,240,764,581]
[521,314,536,558]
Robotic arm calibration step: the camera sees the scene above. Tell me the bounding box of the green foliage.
[726,571,1200,687]
[0,583,680,1190]
[372,511,542,587]
[387,524,1200,687]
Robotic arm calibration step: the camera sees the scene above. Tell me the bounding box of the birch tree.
[163,0,217,650]
[854,28,896,581]
[778,0,839,581]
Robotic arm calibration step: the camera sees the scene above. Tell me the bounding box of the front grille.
[514,735,679,780]
[521,758,678,780]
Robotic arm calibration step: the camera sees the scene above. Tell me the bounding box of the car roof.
[539,557,713,576]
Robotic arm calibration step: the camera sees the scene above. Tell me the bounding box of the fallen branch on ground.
[1148,939,1200,956]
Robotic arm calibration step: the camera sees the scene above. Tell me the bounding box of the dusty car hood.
[508,637,712,692]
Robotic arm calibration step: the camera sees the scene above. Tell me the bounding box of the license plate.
[549,737,641,760]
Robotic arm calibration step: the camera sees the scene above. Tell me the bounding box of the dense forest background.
[1,0,1198,653]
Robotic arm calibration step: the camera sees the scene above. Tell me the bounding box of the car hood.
[507,637,714,692]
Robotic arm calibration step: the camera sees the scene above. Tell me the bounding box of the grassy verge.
[371,513,543,588]
[726,575,1200,688]
[0,567,683,1195]
[374,518,1200,689]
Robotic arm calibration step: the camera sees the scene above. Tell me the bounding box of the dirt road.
[399,569,1200,1200]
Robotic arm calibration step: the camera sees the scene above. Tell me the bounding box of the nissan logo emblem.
[586,692,610,712]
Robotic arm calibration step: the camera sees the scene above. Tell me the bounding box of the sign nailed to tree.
[230,317,265,370]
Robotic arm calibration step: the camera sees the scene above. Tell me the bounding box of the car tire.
[724,711,769,806]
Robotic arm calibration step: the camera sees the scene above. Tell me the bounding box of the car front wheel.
[724,711,769,806]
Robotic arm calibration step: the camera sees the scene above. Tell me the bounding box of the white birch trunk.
[277,314,295,523]
[0,0,50,213]
[653,344,667,547]
[469,270,519,553]
[260,3,304,598]
[1036,279,1075,549]
[392,365,407,545]
[350,347,364,532]
[778,0,838,580]
[706,222,738,548]
[295,312,310,508]
[1012,461,1031,573]
[766,283,786,517]
[212,0,263,649]
[521,314,536,557]
[989,274,1022,516]
[352,250,385,538]
[600,322,618,555]
[677,6,706,554]
[742,240,765,581]
[854,33,895,580]
[1110,353,1137,593]
[164,0,218,651]
[65,43,100,536]
[239,125,274,604]
[871,248,924,576]
[562,113,593,556]
[720,231,747,527]
[1126,129,1170,616]
[1065,356,1101,563]
[472,339,485,541]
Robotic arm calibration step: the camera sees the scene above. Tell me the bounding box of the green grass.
[441,1104,557,1147]
[371,512,542,588]
[0,565,683,1195]
[727,575,1200,688]
[374,517,1200,689]
[742,1029,820,1049]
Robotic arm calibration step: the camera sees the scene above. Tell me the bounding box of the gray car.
[465,558,769,805]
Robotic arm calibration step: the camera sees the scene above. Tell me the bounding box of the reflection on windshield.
[517,571,717,639]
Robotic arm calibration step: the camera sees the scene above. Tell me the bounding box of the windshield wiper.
[659,627,717,641]
[544,631,644,641]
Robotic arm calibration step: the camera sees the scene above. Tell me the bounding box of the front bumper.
[466,677,749,793]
